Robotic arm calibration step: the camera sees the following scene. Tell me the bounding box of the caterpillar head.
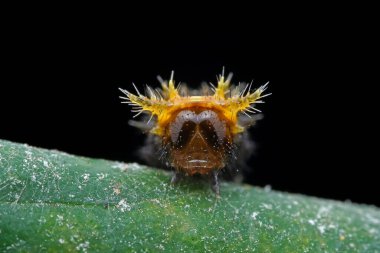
[119,69,270,176]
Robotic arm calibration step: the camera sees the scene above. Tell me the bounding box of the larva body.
[119,70,270,195]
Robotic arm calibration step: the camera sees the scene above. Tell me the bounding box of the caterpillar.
[119,69,270,196]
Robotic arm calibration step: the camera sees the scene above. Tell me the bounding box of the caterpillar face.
[166,109,231,175]
[119,69,270,195]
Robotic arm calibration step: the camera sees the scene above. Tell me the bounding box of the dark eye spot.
[199,120,220,148]
[172,121,196,148]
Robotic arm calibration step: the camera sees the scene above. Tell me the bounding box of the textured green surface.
[0,139,379,252]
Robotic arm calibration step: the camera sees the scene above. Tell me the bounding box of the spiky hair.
[119,69,270,136]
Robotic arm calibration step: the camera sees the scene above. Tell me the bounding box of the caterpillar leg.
[211,170,221,197]
[170,171,183,184]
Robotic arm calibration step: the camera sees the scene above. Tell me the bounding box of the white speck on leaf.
[328,224,336,229]
[70,235,79,243]
[82,173,90,182]
[156,244,165,250]
[53,172,62,180]
[38,217,47,224]
[251,212,259,220]
[261,203,272,210]
[56,215,64,225]
[318,225,326,234]
[76,241,90,252]
[151,199,160,205]
[59,238,65,244]
[97,173,106,180]
[308,219,316,225]
[117,199,131,212]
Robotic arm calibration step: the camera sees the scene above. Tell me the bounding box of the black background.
[1,11,378,207]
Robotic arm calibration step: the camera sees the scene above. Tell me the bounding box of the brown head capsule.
[119,69,270,196]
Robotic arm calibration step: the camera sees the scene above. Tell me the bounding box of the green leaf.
[0,139,379,252]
